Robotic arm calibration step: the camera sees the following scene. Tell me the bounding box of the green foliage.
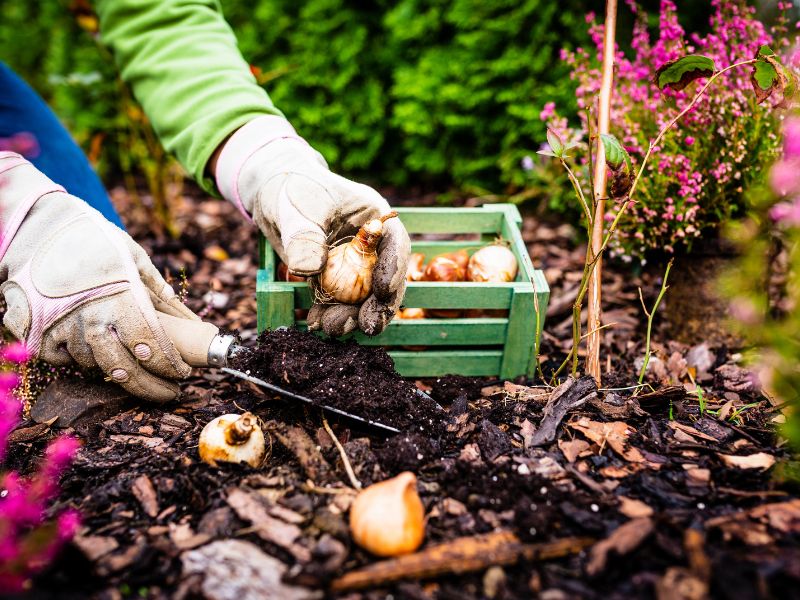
[0,0,588,199]
[654,55,716,91]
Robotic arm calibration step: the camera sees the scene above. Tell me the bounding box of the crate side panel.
[296,318,508,346]
[390,350,503,377]
[500,286,537,379]
[397,208,502,234]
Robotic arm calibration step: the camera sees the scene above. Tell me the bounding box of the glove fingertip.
[358,296,397,337]
[284,236,328,276]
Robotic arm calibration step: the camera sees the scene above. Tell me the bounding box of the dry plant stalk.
[586,0,618,384]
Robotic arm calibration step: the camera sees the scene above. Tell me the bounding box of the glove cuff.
[215,116,311,223]
[0,153,65,262]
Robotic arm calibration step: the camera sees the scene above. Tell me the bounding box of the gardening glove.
[215,116,410,337]
[0,152,208,402]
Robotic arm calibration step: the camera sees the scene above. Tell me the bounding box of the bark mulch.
[5,186,800,599]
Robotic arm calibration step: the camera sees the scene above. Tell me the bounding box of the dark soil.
[4,185,800,599]
[235,328,445,434]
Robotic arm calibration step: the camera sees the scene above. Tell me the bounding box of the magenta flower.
[1,342,30,365]
[0,339,79,591]
[684,136,695,146]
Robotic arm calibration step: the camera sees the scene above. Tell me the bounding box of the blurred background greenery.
[0,0,721,207]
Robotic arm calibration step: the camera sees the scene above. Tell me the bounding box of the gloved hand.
[214,116,410,337]
[0,152,207,402]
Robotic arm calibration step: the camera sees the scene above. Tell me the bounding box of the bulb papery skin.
[319,242,377,304]
[467,245,518,282]
[349,471,425,557]
[199,413,266,468]
[318,212,398,305]
[423,257,465,283]
[398,307,426,319]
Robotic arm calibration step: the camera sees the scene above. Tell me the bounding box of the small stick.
[330,531,594,592]
[322,416,362,490]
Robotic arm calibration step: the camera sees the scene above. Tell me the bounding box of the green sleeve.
[94,0,283,193]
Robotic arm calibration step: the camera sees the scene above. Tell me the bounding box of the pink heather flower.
[783,117,800,159]
[770,159,800,196]
[769,199,800,225]
[539,102,556,121]
[1,342,30,365]
[684,136,695,146]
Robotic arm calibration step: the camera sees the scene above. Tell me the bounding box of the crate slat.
[397,208,504,234]
[295,318,508,346]
[388,349,504,376]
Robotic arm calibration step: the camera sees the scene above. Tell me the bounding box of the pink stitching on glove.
[13,260,131,356]
[215,116,310,223]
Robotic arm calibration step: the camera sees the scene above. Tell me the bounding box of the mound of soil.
[235,328,445,434]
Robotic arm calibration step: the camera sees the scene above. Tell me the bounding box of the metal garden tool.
[157,312,403,434]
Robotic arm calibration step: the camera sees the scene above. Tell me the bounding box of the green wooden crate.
[257,204,549,378]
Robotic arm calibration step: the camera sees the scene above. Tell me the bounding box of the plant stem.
[637,258,673,384]
[556,58,755,382]
[586,0,618,386]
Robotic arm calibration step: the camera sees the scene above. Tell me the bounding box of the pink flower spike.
[539,102,556,122]
[783,117,800,159]
[1,342,30,364]
[56,510,81,541]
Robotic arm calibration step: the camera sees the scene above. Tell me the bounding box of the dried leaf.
[569,418,644,463]
[558,438,590,463]
[718,452,775,470]
[586,518,654,576]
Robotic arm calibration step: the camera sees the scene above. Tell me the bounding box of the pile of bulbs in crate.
[399,244,518,319]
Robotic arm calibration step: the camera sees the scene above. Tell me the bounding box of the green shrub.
[1,0,592,198]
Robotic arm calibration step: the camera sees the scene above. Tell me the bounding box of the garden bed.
[7,186,800,599]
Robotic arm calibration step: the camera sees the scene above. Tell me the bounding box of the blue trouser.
[0,62,124,229]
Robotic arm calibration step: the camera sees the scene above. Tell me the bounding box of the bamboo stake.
[585,0,618,384]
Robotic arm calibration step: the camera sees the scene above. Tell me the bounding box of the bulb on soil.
[318,212,398,304]
[198,412,266,468]
[350,471,425,556]
[467,244,518,282]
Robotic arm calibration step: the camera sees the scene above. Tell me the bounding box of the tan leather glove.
[215,116,410,336]
[0,152,205,402]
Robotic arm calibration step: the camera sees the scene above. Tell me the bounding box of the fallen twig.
[322,416,361,490]
[330,531,593,592]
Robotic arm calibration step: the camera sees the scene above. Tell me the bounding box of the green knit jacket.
[95,0,283,194]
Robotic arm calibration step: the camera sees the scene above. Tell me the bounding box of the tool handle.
[156,312,220,368]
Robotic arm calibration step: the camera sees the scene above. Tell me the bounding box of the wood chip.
[618,496,654,519]
[226,488,311,562]
[182,540,321,600]
[73,534,119,561]
[668,421,718,443]
[131,475,159,518]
